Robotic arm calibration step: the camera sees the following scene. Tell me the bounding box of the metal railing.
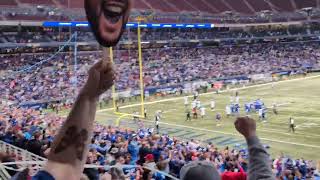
[0,140,178,179]
[0,140,46,180]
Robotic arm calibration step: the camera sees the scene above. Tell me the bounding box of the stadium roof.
[0,0,317,13]
[0,0,319,23]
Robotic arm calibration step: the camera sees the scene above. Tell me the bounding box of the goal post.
[108,22,145,122]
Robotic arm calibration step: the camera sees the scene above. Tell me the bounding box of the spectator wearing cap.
[142,153,156,179]
[180,161,221,180]
[144,154,156,169]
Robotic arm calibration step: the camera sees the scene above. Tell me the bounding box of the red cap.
[144,154,154,161]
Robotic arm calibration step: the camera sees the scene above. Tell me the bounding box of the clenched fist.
[80,59,115,100]
[234,117,257,139]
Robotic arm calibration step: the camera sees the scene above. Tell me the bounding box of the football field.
[87,75,320,159]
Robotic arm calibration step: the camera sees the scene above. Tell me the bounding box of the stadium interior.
[1,0,320,180]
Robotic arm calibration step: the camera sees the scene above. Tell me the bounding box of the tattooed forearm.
[53,126,89,160]
[75,129,89,161]
[54,126,77,154]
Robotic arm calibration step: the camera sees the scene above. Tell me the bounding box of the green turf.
[93,75,320,160]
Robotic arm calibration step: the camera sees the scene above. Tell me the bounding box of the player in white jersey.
[155,119,160,134]
[230,96,234,103]
[191,100,197,109]
[196,100,201,109]
[289,117,295,133]
[210,99,215,111]
[155,111,162,134]
[200,106,206,119]
[235,96,240,104]
[184,96,189,107]
[193,90,198,100]
[258,108,264,121]
[226,105,231,117]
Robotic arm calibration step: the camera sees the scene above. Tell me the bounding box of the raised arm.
[235,117,275,180]
[43,58,115,180]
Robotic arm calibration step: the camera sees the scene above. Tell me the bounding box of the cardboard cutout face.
[85,0,132,47]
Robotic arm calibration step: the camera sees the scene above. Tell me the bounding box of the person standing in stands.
[221,159,247,180]
[11,0,133,179]
[180,116,275,180]
[289,117,295,133]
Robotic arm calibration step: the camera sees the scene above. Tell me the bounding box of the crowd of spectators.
[0,97,319,179]
[0,106,319,179]
[1,41,320,104]
[2,24,320,44]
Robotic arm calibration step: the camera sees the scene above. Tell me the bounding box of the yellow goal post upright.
[109,17,146,126]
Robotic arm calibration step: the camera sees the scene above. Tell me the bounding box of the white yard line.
[257,127,320,138]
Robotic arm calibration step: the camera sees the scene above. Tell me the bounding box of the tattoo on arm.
[54,126,77,154]
[75,129,89,161]
[53,126,89,161]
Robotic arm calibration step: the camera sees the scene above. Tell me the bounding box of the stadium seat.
[0,0,18,6]
[187,0,215,14]
[268,0,295,11]
[294,0,317,9]
[166,0,196,12]
[19,0,54,5]
[205,0,231,13]
[224,0,254,14]
[134,0,152,10]
[245,0,272,12]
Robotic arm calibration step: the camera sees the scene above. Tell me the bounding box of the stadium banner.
[272,71,291,76]
[19,101,48,109]
[145,85,183,95]
[213,82,224,89]
[42,22,214,29]
[215,76,250,85]
[183,81,208,93]
[249,73,273,82]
